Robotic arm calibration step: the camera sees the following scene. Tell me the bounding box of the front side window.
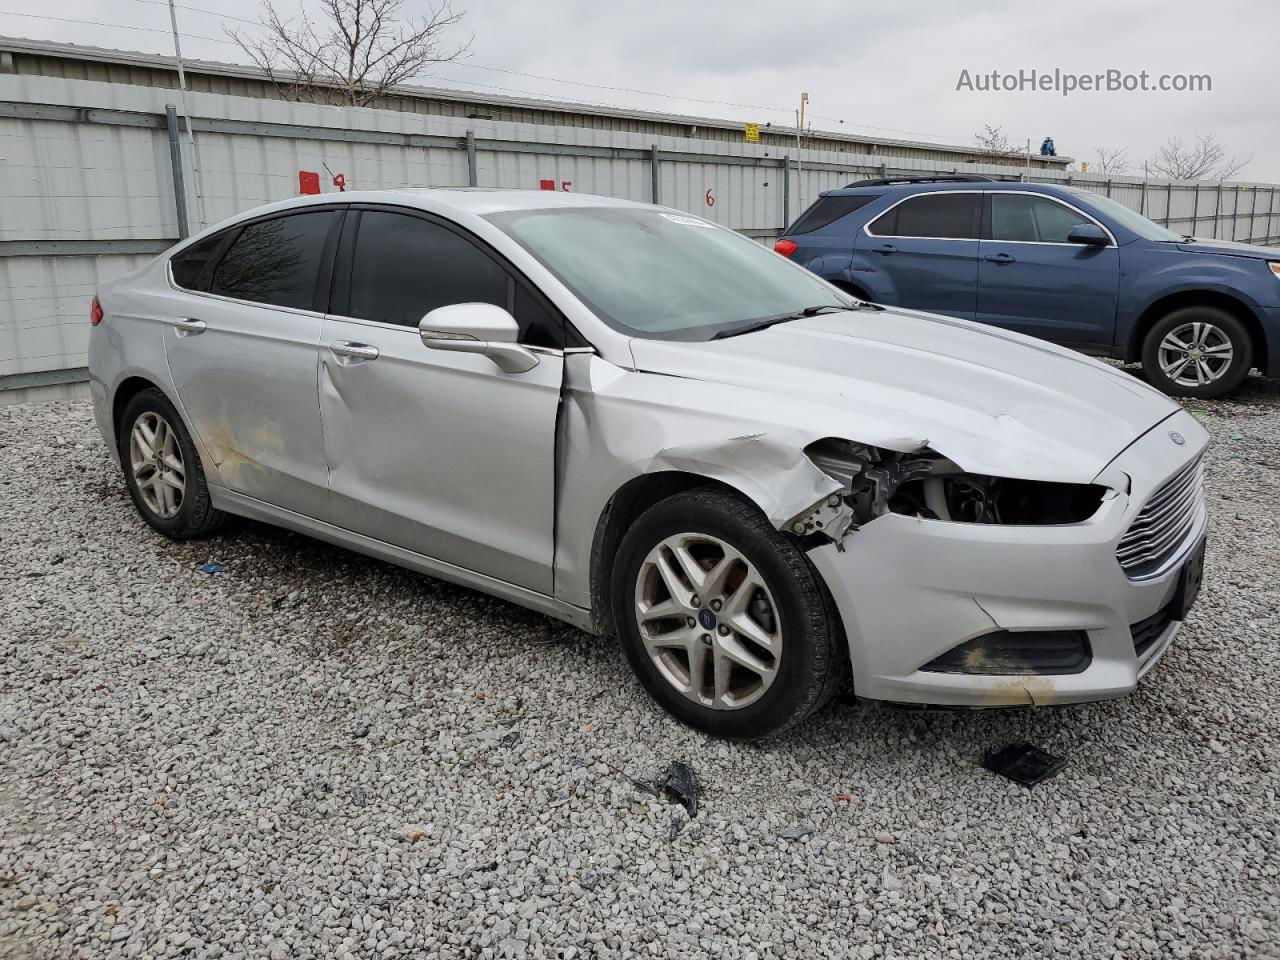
[347,211,508,326]
[867,193,980,239]
[990,194,1097,243]
[210,211,336,310]
[486,207,852,341]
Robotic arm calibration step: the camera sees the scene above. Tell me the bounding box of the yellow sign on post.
[744,123,760,143]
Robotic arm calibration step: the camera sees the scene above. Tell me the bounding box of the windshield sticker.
[660,213,717,229]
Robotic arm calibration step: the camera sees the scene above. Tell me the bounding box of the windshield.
[485,207,853,340]
[1070,191,1182,241]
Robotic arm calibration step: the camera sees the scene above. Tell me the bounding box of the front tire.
[117,388,226,539]
[611,488,844,740]
[1141,307,1252,398]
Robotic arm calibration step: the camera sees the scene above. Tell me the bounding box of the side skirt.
[212,487,597,633]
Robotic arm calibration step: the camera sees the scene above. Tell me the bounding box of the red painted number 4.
[705,188,715,207]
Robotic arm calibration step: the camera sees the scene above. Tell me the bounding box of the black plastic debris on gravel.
[983,743,1069,788]
[656,761,699,817]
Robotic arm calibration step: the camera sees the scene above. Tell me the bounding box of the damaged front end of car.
[786,438,1111,545]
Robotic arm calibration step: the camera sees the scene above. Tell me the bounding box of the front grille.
[1130,603,1175,658]
[1116,456,1205,579]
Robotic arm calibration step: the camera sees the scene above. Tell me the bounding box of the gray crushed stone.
[1,379,1277,958]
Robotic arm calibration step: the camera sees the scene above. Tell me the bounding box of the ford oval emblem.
[1169,431,1186,446]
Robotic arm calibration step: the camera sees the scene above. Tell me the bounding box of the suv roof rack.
[843,174,1000,188]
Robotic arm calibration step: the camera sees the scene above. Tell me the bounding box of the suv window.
[347,210,562,347]
[787,194,880,235]
[867,193,979,239]
[990,194,1096,243]
[210,211,336,309]
[170,231,228,292]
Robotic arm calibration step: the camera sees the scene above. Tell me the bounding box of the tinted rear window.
[210,211,335,310]
[787,194,879,235]
[867,193,979,239]
[169,232,227,292]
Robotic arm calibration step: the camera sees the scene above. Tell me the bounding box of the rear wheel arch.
[111,376,165,440]
[1128,291,1267,373]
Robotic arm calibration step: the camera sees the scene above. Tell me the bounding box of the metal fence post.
[1165,183,1173,227]
[1270,188,1278,243]
[650,144,660,205]
[1139,177,1148,216]
[164,105,189,240]
[782,157,791,231]
[465,130,478,187]
[1212,182,1222,239]
[1191,183,1200,235]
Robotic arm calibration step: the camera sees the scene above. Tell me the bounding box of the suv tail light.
[774,239,798,258]
[90,295,104,327]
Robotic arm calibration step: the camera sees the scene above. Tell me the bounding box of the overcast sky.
[5,0,1278,180]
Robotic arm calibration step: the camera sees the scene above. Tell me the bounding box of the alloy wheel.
[129,411,185,519]
[633,532,782,710]
[1157,321,1234,387]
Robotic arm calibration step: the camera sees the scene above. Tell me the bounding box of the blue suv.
[775,175,1280,397]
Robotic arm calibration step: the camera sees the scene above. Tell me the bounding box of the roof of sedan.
[264,187,648,218]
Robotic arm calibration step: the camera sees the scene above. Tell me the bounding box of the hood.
[1174,237,1280,260]
[628,308,1179,485]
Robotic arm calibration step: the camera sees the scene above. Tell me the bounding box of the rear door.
[318,207,566,593]
[976,192,1120,346]
[856,191,980,319]
[163,209,340,519]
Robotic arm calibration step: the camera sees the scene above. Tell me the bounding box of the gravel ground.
[1,380,1278,960]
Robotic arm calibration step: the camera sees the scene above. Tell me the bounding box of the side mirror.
[1066,223,1110,247]
[418,302,539,374]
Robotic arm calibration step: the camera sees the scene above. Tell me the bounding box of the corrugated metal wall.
[3,73,1280,395]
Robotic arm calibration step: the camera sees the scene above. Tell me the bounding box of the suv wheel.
[611,488,844,739]
[1141,306,1252,398]
[118,388,226,538]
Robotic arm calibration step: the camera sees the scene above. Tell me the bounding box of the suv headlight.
[805,439,1107,526]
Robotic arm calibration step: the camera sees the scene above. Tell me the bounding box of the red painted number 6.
[705,188,715,207]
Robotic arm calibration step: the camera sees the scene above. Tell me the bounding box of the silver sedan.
[88,189,1208,738]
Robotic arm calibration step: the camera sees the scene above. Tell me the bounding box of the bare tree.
[229,0,471,107]
[1148,134,1249,181]
[1093,146,1131,175]
[974,124,1016,157]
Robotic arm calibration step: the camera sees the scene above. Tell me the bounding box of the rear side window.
[210,211,335,310]
[169,232,227,291]
[990,194,1096,243]
[867,193,980,239]
[787,194,880,235]
[346,210,562,347]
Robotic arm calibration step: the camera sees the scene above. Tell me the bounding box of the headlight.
[805,439,1107,526]
[1269,262,1280,279]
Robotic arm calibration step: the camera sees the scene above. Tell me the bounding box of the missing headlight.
[805,439,1107,527]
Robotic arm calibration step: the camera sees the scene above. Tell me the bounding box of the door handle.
[873,243,898,255]
[328,341,379,361]
[983,252,1016,265]
[168,317,206,336]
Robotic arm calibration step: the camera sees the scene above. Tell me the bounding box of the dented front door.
[317,318,563,594]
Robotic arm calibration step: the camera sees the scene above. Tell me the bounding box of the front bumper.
[810,408,1208,707]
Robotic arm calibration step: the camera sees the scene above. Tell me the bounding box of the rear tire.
[118,388,226,539]
[611,488,844,740]
[1141,306,1252,398]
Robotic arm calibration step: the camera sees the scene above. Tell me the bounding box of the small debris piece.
[197,562,225,575]
[352,785,367,807]
[982,742,1069,788]
[835,793,856,803]
[669,808,686,842]
[1230,433,1244,440]
[655,761,699,818]
[780,823,817,841]
[875,831,896,844]
[351,724,370,739]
